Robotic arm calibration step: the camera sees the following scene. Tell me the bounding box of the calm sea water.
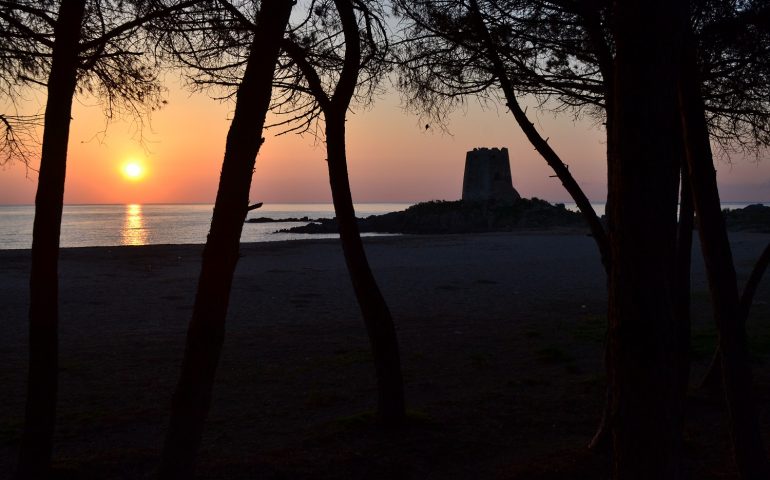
[0,203,408,250]
[0,201,763,250]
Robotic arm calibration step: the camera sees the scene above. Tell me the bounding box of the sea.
[0,201,763,250]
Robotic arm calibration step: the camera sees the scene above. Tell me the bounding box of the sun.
[121,160,146,181]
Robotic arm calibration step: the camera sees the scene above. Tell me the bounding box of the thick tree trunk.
[678,49,770,480]
[607,1,688,478]
[158,2,292,477]
[324,108,406,424]
[16,2,87,478]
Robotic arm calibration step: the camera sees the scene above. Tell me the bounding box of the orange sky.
[1,82,768,205]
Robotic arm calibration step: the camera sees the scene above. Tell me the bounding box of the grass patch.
[326,348,372,367]
[524,329,542,338]
[749,331,770,356]
[576,373,606,388]
[535,346,575,365]
[513,377,551,387]
[331,409,435,430]
[469,352,494,369]
[690,328,718,360]
[409,352,426,361]
[305,390,343,408]
[747,314,770,355]
[0,418,22,445]
[565,363,583,375]
[572,314,607,343]
[332,411,376,429]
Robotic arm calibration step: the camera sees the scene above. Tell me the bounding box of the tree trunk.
[158,2,293,477]
[324,108,406,425]
[701,243,770,391]
[468,0,609,271]
[16,2,87,478]
[607,1,688,477]
[676,165,694,402]
[678,47,770,480]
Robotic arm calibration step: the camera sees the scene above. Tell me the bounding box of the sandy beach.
[1,231,769,479]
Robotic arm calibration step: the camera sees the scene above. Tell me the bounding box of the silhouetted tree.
[394,2,770,475]
[0,114,41,168]
[692,0,770,392]
[283,0,405,425]
[394,0,610,269]
[678,2,770,476]
[153,0,294,476]
[679,37,770,478]
[0,1,200,477]
[604,2,690,477]
[213,0,406,423]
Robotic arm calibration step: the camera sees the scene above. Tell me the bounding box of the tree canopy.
[393,0,770,152]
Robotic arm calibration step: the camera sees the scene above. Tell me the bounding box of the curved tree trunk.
[16,2,87,478]
[324,108,406,424]
[678,47,770,479]
[158,2,293,477]
[467,0,609,271]
[279,0,406,426]
[701,242,770,391]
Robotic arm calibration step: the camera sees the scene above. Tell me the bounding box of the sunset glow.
[0,83,767,205]
[121,161,145,181]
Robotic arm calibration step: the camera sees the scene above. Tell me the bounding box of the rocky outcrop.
[722,204,770,232]
[245,216,313,223]
[278,198,586,235]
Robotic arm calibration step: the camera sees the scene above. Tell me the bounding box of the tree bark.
[158,2,293,477]
[607,1,688,477]
[324,107,406,424]
[16,1,87,478]
[678,46,770,480]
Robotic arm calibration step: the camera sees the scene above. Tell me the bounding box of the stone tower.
[461,147,521,204]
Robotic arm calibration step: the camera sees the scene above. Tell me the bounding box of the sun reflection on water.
[121,204,148,246]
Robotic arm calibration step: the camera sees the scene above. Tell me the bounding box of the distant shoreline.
[1,201,767,250]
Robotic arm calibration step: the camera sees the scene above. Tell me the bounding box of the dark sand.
[1,232,769,479]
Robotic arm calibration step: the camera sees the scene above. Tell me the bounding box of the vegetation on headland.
[722,204,770,232]
[269,198,587,234]
[252,201,770,235]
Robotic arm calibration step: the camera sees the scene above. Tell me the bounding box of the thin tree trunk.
[701,242,770,391]
[16,2,87,478]
[679,47,770,480]
[676,165,694,402]
[607,1,687,477]
[738,244,770,320]
[578,4,616,452]
[467,0,609,272]
[470,2,615,450]
[158,2,292,477]
[278,0,406,425]
[325,108,406,424]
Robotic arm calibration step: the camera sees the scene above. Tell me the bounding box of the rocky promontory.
[722,204,770,232]
[245,201,770,235]
[276,198,587,235]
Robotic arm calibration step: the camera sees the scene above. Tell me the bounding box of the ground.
[1,232,768,478]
